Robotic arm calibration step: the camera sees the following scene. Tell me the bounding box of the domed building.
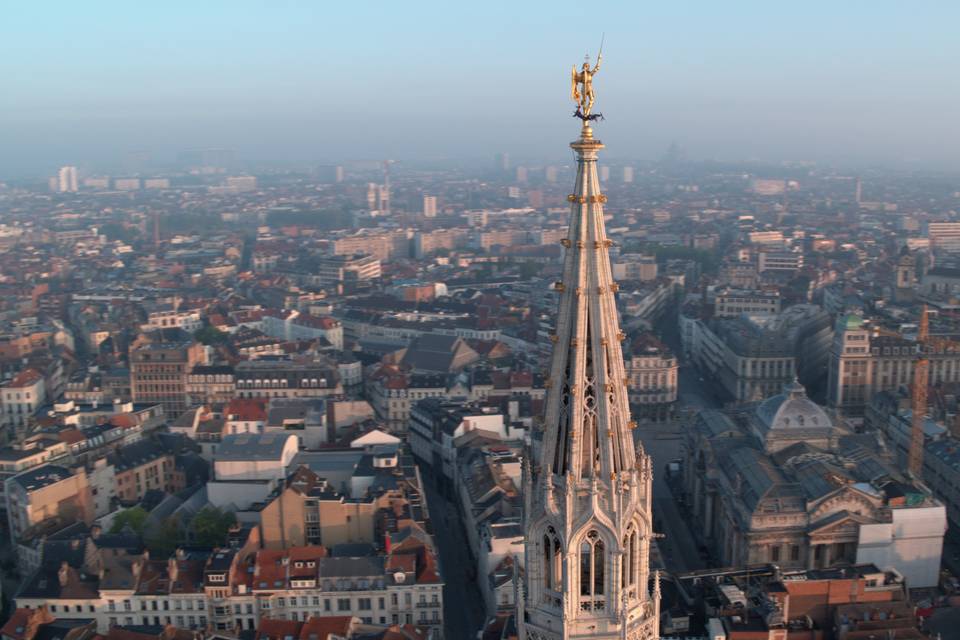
[750,379,836,453]
[681,381,946,587]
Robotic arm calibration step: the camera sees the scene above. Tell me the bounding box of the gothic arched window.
[622,527,638,589]
[543,534,553,590]
[579,530,605,598]
[543,527,562,594]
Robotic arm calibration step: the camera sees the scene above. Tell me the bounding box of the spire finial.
[571,46,603,124]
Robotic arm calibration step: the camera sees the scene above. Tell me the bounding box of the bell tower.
[518,65,660,640]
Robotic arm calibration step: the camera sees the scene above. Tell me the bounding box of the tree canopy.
[194,325,228,346]
[191,507,237,547]
[110,506,149,535]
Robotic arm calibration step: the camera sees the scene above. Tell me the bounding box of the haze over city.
[5,4,960,640]
[3,1,959,177]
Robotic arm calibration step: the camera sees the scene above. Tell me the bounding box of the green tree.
[146,516,181,558]
[110,506,149,535]
[190,507,236,547]
[194,325,228,346]
[518,262,541,280]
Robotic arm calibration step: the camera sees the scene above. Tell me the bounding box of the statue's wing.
[571,66,579,100]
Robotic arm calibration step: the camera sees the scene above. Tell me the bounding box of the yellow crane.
[872,306,956,479]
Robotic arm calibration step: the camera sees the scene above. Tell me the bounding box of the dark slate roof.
[216,433,295,461]
[11,464,73,491]
[317,556,384,578]
[328,543,376,557]
[107,438,171,473]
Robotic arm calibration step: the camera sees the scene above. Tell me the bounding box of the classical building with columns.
[519,87,660,638]
[682,380,946,587]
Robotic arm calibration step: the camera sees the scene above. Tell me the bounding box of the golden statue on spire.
[571,48,602,119]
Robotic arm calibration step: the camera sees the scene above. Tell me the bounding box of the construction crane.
[872,306,960,479]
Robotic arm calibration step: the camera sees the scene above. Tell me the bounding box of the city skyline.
[2,7,960,640]
[3,1,960,177]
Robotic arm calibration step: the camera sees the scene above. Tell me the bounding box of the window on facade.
[579,530,605,597]
[542,529,562,592]
[771,545,781,562]
[790,545,800,562]
[337,598,351,611]
[622,528,638,589]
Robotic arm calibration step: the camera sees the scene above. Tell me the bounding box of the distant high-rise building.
[496,152,510,172]
[516,166,528,183]
[114,178,141,191]
[507,186,521,199]
[622,166,634,183]
[366,183,377,212]
[83,177,109,189]
[317,165,343,183]
[750,178,787,195]
[422,195,437,218]
[855,176,862,204]
[527,189,543,209]
[226,176,257,192]
[927,222,960,253]
[544,165,558,183]
[599,165,610,182]
[377,184,390,213]
[57,166,78,192]
[662,140,685,165]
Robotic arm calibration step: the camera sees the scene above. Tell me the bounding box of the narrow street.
[633,329,722,575]
[422,476,486,640]
[635,421,706,575]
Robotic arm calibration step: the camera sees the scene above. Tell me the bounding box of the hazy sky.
[2,1,959,176]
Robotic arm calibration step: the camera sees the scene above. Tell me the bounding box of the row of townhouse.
[15,528,443,637]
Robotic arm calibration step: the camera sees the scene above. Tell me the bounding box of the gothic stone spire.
[519,120,660,639]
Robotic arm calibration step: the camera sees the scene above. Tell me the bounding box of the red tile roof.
[9,368,42,388]
[57,428,86,444]
[225,398,267,422]
[256,618,303,640]
[298,616,355,640]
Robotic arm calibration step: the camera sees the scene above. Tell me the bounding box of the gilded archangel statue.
[571,52,602,119]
